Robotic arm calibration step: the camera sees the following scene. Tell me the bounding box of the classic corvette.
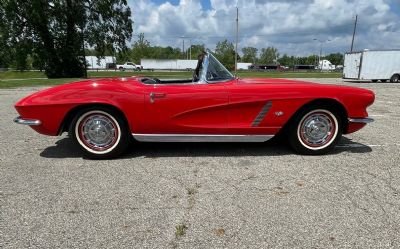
[14,52,375,159]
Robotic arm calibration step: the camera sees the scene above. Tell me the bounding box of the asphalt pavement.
[1,78,399,248]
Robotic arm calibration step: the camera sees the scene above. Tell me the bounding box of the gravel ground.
[1,78,399,248]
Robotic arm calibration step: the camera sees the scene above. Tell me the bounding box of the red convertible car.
[14,52,375,159]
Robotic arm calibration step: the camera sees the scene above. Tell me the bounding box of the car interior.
[140,52,205,85]
[140,51,234,85]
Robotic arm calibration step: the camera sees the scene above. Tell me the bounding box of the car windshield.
[198,52,234,83]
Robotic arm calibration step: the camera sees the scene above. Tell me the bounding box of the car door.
[140,81,230,135]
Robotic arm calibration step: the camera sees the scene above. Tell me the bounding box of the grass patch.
[237,71,341,78]
[0,78,81,89]
[0,71,47,79]
[89,70,342,78]
[175,223,188,237]
[0,70,342,89]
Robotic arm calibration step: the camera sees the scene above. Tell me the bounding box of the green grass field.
[0,70,342,89]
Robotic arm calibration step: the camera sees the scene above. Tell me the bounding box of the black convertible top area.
[140,78,193,84]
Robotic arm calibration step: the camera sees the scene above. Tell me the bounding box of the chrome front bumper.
[348,117,374,123]
[14,116,41,126]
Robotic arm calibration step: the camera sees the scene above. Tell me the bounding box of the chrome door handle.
[150,92,166,103]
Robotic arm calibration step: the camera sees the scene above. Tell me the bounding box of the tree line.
[91,36,344,71]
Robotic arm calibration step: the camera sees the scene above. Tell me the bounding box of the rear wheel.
[69,107,130,159]
[390,74,400,83]
[371,80,378,82]
[287,108,342,155]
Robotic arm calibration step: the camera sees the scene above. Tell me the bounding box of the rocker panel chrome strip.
[132,134,274,142]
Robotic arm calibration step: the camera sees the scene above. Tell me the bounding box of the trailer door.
[343,52,362,79]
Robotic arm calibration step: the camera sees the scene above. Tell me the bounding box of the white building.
[85,56,116,69]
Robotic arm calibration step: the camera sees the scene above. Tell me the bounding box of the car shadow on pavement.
[40,136,372,159]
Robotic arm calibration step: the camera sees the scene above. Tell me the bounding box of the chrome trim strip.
[252,101,272,127]
[13,116,41,126]
[348,117,374,123]
[132,134,274,142]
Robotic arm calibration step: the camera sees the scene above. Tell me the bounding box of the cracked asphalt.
[1,78,399,248]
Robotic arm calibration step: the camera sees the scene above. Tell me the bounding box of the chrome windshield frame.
[197,51,234,84]
[198,53,209,83]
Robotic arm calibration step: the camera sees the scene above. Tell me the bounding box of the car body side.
[14,77,375,137]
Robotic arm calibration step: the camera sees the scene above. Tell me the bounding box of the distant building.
[85,56,116,69]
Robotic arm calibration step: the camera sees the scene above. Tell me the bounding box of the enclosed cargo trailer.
[141,59,198,70]
[343,50,400,83]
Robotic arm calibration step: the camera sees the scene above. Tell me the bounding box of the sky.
[127,0,400,56]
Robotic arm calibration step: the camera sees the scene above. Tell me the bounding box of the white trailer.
[343,50,400,82]
[237,63,252,70]
[85,56,116,69]
[141,59,198,70]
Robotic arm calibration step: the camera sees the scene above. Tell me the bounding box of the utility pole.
[313,38,331,70]
[182,38,185,59]
[189,39,192,60]
[318,42,324,71]
[350,14,358,52]
[235,6,239,76]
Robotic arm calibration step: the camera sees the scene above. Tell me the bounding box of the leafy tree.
[188,44,205,60]
[130,33,151,64]
[0,26,13,68]
[277,54,291,66]
[325,53,344,65]
[0,0,132,78]
[149,46,182,60]
[297,55,317,65]
[259,47,279,65]
[241,47,258,63]
[14,41,32,71]
[214,39,235,70]
[31,51,46,71]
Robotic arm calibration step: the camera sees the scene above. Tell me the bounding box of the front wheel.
[69,107,130,159]
[288,108,342,155]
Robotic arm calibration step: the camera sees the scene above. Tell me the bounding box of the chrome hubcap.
[300,113,334,146]
[80,114,117,150]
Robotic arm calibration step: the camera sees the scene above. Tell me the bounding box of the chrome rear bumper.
[14,116,41,126]
[348,117,374,123]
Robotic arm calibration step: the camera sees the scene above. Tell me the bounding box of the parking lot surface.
[1,79,399,248]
